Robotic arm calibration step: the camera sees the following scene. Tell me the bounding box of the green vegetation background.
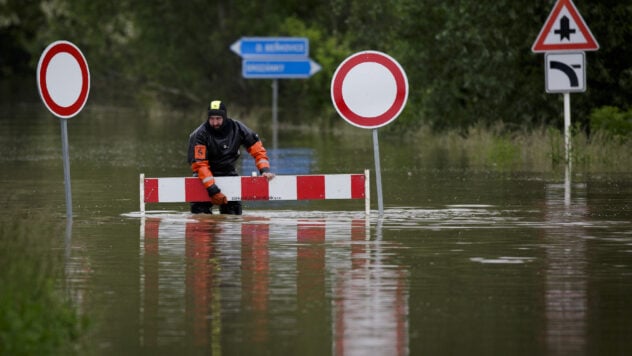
[2,0,631,135]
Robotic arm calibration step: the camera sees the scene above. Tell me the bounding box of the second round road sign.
[37,40,90,119]
[331,51,408,129]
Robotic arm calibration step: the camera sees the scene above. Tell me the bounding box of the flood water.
[1,105,632,355]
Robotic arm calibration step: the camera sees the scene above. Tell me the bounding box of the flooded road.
[1,106,631,355]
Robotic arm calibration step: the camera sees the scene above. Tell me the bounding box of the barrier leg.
[140,173,145,214]
[364,169,370,216]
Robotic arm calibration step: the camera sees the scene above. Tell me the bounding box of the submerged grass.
[402,124,632,173]
[0,215,87,355]
[234,106,632,173]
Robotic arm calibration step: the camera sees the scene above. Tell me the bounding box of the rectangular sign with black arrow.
[545,52,585,93]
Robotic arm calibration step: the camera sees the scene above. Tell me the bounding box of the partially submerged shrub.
[0,217,87,355]
[590,106,632,141]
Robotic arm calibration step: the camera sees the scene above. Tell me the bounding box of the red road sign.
[331,51,408,129]
[37,41,90,119]
[532,0,599,52]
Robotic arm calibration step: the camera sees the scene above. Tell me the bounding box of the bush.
[0,217,87,355]
[590,106,632,140]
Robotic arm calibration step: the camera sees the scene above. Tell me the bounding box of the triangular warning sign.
[532,0,599,52]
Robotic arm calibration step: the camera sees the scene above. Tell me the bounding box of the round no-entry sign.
[37,40,90,119]
[331,50,408,129]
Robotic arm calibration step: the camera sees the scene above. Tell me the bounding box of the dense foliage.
[2,0,631,132]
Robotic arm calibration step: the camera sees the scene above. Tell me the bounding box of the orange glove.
[210,192,227,205]
[207,184,228,205]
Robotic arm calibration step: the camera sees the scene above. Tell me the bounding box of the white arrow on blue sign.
[231,37,309,58]
[242,58,321,79]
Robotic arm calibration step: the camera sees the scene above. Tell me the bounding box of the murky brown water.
[1,106,631,355]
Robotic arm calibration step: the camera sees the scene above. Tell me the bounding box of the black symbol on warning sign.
[550,61,582,87]
[554,16,576,41]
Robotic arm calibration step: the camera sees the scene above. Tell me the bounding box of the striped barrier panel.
[140,170,370,214]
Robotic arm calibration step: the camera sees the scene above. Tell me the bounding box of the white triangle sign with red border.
[532,0,599,52]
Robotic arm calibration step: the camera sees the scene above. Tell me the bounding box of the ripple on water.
[470,256,537,264]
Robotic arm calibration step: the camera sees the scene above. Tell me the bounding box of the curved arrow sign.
[545,52,585,93]
[550,61,579,87]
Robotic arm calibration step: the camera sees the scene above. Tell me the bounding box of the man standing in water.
[187,100,275,214]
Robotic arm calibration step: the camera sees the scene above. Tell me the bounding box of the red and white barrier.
[140,170,370,214]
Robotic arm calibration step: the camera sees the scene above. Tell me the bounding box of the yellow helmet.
[208,100,227,119]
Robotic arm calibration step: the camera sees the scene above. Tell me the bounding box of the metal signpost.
[37,40,90,219]
[532,0,599,163]
[331,51,409,216]
[231,37,321,149]
[532,0,598,205]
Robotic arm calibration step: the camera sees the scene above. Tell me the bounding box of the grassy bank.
[0,216,87,355]
[397,124,632,173]
[229,105,632,173]
[294,119,632,173]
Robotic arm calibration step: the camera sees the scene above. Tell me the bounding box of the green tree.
[2,0,631,133]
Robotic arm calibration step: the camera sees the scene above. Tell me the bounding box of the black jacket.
[187,117,263,176]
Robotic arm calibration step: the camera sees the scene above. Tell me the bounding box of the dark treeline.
[1,0,631,132]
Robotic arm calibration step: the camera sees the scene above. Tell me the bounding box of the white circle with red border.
[37,40,90,119]
[331,50,408,129]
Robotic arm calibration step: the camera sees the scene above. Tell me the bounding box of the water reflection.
[334,218,408,355]
[543,181,588,355]
[241,221,270,344]
[139,213,408,354]
[185,220,222,349]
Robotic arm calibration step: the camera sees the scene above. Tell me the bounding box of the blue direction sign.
[231,37,309,58]
[242,58,321,79]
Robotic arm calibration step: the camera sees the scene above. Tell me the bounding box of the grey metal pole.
[60,118,73,219]
[272,79,279,151]
[563,93,572,206]
[564,93,571,163]
[372,128,384,216]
